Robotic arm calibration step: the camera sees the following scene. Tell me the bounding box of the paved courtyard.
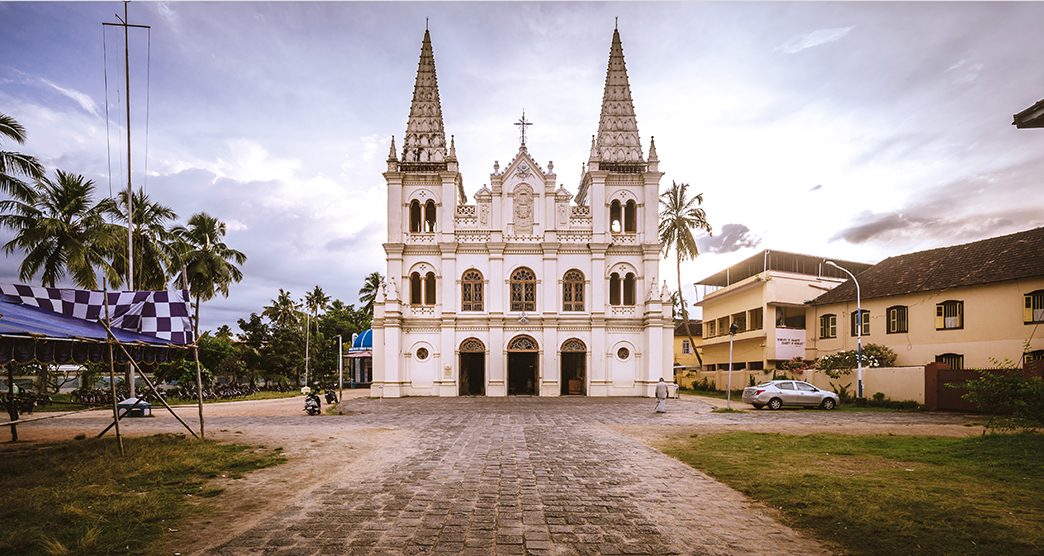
[14,395,979,555]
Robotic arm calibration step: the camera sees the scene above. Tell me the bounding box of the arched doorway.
[459,338,485,396]
[560,338,587,395]
[507,335,539,395]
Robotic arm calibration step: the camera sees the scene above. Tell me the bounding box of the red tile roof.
[810,227,1044,305]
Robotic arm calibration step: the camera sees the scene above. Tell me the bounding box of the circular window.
[617,347,630,360]
[416,347,429,360]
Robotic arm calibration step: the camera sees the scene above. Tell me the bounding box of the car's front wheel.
[821,398,837,410]
[768,397,783,410]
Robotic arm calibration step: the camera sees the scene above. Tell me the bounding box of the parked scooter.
[324,389,337,404]
[304,391,321,416]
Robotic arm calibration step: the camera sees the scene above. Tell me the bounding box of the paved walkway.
[212,397,829,555]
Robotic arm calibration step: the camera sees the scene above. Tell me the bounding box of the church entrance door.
[560,338,587,395]
[459,338,486,396]
[507,335,539,396]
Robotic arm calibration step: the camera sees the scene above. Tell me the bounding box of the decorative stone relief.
[513,183,534,234]
[515,162,531,179]
[557,203,568,228]
[479,203,490,227]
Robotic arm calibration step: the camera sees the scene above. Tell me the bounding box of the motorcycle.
[304,392,321,416]
[324,389,338,404]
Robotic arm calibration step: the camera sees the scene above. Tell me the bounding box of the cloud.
[780,26,855,54]
[832,158,1044,244]
[947,59,983,85]
[809,184,823,192]
[697,223,761,254]
[40,79,99,117]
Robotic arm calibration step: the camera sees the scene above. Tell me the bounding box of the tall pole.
[826,261,863,400]
[304,311,310,387]
[337,335,343,406]
[727,322,738,409]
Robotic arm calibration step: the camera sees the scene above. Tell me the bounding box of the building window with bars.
[1025,290,1044,324]
[936,300,963,330]
[887,305,908,334]
[819,314,836,339]
[682,340,691,354]
[850,309,870,336]
[510,267,536,312]
[461,269,483,312]
[935,353,964,370]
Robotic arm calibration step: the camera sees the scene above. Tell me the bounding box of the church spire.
[593,27,643,165]
[401,28,447,168]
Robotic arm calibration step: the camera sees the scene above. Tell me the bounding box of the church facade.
[370,27,673,397]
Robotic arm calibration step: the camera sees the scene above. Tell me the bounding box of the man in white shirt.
[655,377,669,413]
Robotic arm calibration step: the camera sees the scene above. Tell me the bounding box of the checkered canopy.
[0,284,193,345]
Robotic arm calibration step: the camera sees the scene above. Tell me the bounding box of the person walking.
[655,377,669,413]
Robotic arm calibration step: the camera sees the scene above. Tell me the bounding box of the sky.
[1,1,1043,330]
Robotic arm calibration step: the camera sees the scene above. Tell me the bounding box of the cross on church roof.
[515,110,533,147]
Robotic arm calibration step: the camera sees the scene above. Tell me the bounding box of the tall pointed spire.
[401,28,447,168]
[594,27,643,165]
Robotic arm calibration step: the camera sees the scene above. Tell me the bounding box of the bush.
[868,392,921,410]
[961,370,1044,430]
[816,344,898,378]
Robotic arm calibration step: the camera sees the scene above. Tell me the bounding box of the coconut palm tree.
[171,212,246,339]
[659,181,712,366]
[302,285,330,386]
[101,188,178,290]
[263,289,300,328]
[0,170,124,288]
[0,112,44,199]
[358,271,383,318]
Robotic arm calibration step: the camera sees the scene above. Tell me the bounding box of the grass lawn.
[660,432,1043,555]
[0,434,284,555]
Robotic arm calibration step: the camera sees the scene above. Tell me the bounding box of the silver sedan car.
[742,380,839,410]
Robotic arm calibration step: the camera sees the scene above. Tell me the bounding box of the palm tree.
[102,188,177,290]
[262,289,301,328]
[358,272,383,318]
[0,170,124,288]
[659,181,712,366]
[302,285,330,386]
[0,112,44,199]
[171,212,246,339]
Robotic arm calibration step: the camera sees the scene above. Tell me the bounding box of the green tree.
[236,313,270,387]
[102,188,177,290]
[263,289,301,328]
[0,112,44,200]
[0,170,124,288]
[659,181,712,366]
[171,212,246,339]
[358,271,383,319]
[303,285,330,386]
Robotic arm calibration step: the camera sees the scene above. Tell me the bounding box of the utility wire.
[103,25,113,199]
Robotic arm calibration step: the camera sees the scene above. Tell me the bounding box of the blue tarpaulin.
[0,298,184,365]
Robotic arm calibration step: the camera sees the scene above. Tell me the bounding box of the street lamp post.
[337,335,343,406]
[825,261,863,400]
[727,322,739,409]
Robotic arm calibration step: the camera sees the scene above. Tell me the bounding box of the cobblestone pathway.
[213,397,831,555]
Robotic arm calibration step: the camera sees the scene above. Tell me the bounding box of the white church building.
[370,27,673,397]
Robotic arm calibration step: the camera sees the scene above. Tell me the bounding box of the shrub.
[868,392,921,410]
[961,370,1044,430]
[816,344,898,378]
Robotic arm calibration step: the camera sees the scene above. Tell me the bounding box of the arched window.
[623,273,636,305]
[424,271,436,305]
[461,269,483,312]
[610,200,622,233]
[624,200,637,232]
[424,199,437,232]
[609,273,621,306]
[510,267,536,312]
[410,272,422,305]
[562,270,584,311]
[409,200,422,233]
